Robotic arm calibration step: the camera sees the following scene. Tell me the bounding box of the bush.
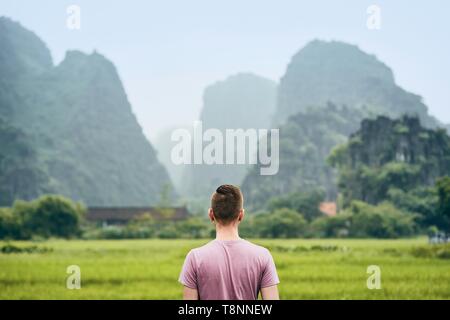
[0,243,52,254]
[251,208,308,238]
[172,217,212,239]
[0,195,85,239]
[157,224,179,239]
[82,216,212,240]
[310,214,351,238]
[0,208,22,239]
[347,201,417,238]
[411,244,450,259]
[311,201,417,238]
[387,187,442,230]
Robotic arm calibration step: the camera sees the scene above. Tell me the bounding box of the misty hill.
[0,17,174,206]
[242,40,448,210]
[274,40,443,129]
[154,125,191,193]
[180,73,277,199]
[200,73,277,130]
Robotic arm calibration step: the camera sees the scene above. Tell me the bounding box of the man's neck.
[215,224,240,241]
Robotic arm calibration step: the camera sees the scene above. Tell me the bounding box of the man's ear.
[208,208,215,222]
[238,209,245,222]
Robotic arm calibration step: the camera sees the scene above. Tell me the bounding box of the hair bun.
[216,185,226,194]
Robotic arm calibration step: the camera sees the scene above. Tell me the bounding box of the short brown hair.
[211,184,243,224]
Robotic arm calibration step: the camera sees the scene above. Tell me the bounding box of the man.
[179,184,280,300]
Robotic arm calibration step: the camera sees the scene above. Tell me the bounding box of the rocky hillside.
[0,17,174,206]
[274,40,443,129]
[329,115,450,206]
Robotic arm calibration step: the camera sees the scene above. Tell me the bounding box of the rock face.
[181,73,277,200]
[0,117,50,205]
[329,115,450,206]
[345,116,450,170]
[275,40,441,129]
[0,17,174,206]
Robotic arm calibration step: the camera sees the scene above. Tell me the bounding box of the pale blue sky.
[1,0,449,141]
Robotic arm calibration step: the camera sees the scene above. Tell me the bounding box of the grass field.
[0,238,449,299]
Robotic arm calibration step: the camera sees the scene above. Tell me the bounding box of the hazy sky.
[1,0,449,142]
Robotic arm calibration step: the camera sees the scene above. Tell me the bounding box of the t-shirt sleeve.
[178,250,197,289]
[261,250,280,288]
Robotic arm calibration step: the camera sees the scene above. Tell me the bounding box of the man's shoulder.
[189,240,216,254]
[241,239,272,255]
[189,239,272,257]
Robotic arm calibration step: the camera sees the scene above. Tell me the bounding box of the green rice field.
[0,238,449,299]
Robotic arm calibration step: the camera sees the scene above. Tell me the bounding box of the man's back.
[179,239,279,300]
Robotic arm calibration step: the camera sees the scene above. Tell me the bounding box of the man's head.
[209,184,244,225]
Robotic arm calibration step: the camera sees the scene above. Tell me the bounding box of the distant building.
[86,207,189,226]
[319,202,337,217]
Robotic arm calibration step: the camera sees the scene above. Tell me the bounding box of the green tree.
[311,201,417,238]
[311,214,351,238]
[174,217,211,239]
[387,187,439,229]
[253,208,307,238]
[346,201,417,238]
[436,176,450,231]
[13,195,85,239]
[0,208,22,239]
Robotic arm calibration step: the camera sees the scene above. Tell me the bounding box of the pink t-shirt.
[178,239,279,300]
